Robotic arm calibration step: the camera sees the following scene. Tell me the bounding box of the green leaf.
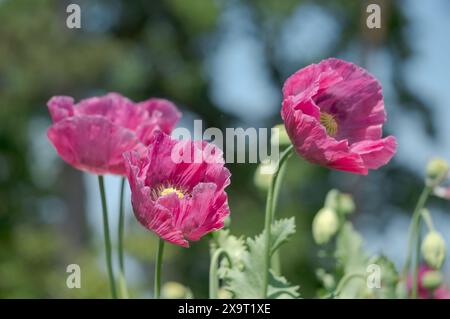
[268,271,300,299]
[365,255,399,298]
[217,218,300,299]
[270,217,296,254]
[211,230,246,278]
[335,222,366,272]
[334,222,367,298]
[333,224,401,298]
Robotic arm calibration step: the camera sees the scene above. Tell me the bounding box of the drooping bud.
[312,208,339,245]
[324,189,339,210]
[422,270,443,290]
[324,189,355,216]
[426,158,449,186]
[337,193,355,216]
[421,231,446,269]
[271,124,291,147]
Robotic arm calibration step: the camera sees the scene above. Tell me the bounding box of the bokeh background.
[1,0,449,298]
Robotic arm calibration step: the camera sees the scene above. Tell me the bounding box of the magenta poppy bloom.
[281,58,397,175]
[47,93,181,176]
[407,265,450,299]
[124,132,231,247]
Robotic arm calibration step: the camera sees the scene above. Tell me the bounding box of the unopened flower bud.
[421,231,446,269]
[426,158,449,185]
[254,163,274,191]
[316,269,335,290]
[312,208,339,245]
[324,189,355,216]
[271,124,291,147]
[337,193,355,215]
[422,271,443,290]
[161,281,191,299]
[324,189,339,210]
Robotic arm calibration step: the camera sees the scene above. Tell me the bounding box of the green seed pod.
[421,231,446,269]
[312,208,339,245]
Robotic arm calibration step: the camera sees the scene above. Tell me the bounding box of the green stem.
[270,159,288,275]
[97,175,117,299]
[421,209,435,231]
[413,222,422,299]
[262,145,294,298]
[118,178,129,298]
[209,248,233,299]
[402,185,432,298]
[154,238,165,299]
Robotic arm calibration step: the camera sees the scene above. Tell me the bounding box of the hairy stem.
[402,186,432,298]
[262,145,294,298]
[118,178,129,298]
[154,238,165,299]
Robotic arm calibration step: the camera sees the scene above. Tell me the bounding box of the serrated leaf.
[268,271,300,299]
[211,230,246,278]
[219,218,300,299]
[212,230,246,264]
[271,217,296,254]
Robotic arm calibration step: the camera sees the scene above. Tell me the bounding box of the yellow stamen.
[160,187,185,199]
[320,112,338,136]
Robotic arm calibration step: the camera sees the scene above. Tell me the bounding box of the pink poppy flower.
[407,265,450,299]
[281,58,397,175]
[124,131,231,247]
[47,92,181,175]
